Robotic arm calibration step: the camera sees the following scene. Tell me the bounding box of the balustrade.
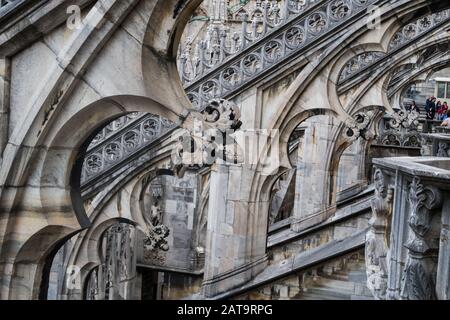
[81,114,177,185]
[368,157,450,299]
[182,0,379,108]
[339,9,450,85]
[374,110,422,149]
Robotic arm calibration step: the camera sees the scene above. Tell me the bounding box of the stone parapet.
[368,157,450,300]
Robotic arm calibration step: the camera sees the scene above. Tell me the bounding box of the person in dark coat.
[424,97,436,133]
[425,96,436,113]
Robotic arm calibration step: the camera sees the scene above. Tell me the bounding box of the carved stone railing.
[373,109,450,153]
[373,110,422,149]
[180,0,320,85]
[0,0,27,20]
[87,113,145,150]
[338,9,450,87]
[184,0,379,108]
[421,132,450,158]
[81,114,177,185]
[368,157,450,300]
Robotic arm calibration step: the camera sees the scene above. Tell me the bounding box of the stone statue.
[366,168,393,300]
[150,201,163,227]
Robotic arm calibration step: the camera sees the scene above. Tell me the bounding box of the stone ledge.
[268,194,372,248]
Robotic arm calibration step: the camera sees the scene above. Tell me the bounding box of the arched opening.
[266,121,304,231]
[84,222,137,300]
[264,109,340,236]
[335,139,367,200]
[133,172,206,300]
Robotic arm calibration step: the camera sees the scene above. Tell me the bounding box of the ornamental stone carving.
[389,10,450,52]
[374,111,422,149]
[329,0,351,21]
[141,178,170,252]
[178,0,319,85]
[437,142,450,158]
[366,168,393,300]
[338,51,386,83]
[344,112,375,142]
[338,9,450,87]
[172,99,243,178]
[400,178,442,300]
[82,114,176,184]
[143,224,170,252]
[389,109,420,130]
[202,98,243,131]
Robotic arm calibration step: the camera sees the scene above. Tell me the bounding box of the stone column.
[291,115,339,232]
[202,162,268,298]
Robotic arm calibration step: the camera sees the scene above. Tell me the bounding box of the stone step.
[317,271,349,282]
[312,278,355,293]
[298,293,347,300]
[300,287,352,300]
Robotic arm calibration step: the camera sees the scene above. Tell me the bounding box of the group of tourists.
[425,96,449,121]
[413,97,450,131]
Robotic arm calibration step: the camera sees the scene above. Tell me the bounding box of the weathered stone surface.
[1,0,450,301]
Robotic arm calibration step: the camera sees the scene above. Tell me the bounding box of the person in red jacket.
[440,102,449,120]
[436,100,443,119]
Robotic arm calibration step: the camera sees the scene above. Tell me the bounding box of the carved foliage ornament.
[344,112,375,142]
[202,98,243,131]
[172,99,243,178]
[389,110,420,130]
[437,142,450,158]
[375,110,421,149]
[400,178,442,300]
[143,224,170,252]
